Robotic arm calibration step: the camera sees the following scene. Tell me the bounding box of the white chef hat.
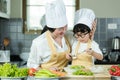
[75,8,95,29]
[45,0,67,28]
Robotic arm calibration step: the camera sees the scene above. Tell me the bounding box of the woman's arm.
[27,41,41,69]
[91,50,103,60]
[90,19,97,40]
[86,48,103,60]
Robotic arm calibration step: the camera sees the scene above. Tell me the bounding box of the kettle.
[112,36,120,51]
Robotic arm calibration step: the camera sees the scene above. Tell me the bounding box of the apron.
[41,31,71,70]
[72,40,93,68]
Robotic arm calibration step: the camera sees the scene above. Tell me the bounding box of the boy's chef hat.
[45,0,67,28]
[75,8,95,29]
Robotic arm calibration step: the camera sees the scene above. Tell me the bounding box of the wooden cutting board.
[61,73,111,80]
[61,65,111,80]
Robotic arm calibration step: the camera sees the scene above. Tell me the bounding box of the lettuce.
[0,63,28,77]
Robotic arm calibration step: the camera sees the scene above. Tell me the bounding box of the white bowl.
[0,77,27,80]
[19,52,29,61]
[90,66,104,73]
[64,67,76,75]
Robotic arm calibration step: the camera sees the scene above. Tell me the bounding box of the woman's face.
[74,32,90,43]
[53,25,67,38]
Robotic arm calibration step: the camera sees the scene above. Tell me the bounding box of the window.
[23,0,79,34]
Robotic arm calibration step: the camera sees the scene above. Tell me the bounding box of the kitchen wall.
[0,18,120,55]
[0,18,39,55]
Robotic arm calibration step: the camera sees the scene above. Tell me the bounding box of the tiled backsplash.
[0,18,120,55]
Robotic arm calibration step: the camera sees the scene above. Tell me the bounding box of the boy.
[71,8,103,68]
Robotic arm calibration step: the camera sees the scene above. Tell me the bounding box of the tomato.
[28,68,37,76]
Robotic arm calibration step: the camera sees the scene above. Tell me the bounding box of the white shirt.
[27,32,68,68]
[71,40,103,63]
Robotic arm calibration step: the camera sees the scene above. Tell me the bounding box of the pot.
[112,36,120,51]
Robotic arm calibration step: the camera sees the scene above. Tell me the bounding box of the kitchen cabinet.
[0,0,10,18]
[10,0,22,18]
[80,0,120,18]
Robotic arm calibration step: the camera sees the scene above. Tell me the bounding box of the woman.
[27,0,71,71]
[71,8,103,68]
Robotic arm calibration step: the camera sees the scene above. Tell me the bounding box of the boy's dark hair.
[73,24,91,34]
[41,25,56,34]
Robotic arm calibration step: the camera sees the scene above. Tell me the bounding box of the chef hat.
[45,0,67,28]
[75,8,95,29]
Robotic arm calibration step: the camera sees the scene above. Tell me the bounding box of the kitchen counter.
[0,64,113,80]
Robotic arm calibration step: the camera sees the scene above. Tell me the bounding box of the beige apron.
[41,31,71,70]
[72,40,93,68]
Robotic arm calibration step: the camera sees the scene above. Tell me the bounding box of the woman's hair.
[41,25,56,34]
[73,24,91,34]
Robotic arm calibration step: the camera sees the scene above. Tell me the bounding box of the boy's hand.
[85,48,94,55]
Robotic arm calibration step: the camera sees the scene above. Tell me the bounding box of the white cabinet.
[80,0,120,18]
[0,0,10,18]
[10,0,22,18]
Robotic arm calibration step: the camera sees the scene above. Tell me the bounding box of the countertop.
[0,64,116,80]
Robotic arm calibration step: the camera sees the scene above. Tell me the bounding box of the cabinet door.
[0,0,10,18]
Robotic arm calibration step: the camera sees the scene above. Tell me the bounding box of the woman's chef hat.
[45,0,67,28]
[75,8,95,29]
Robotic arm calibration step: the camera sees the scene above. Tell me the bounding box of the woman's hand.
[85,48,103,60]
[66,53,72,61]
[49,66,59,71]
[90,19,97,40]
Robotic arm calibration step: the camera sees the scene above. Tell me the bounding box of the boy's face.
[74,32,90,43]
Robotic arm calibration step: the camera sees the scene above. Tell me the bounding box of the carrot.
[50,70,66,77]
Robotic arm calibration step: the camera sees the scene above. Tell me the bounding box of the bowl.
[19,52,29,61]
[34,77,59,80]
[90,66,104,73]
[0,77,27,80]
[112,76,120,80]
[64,67,76,75]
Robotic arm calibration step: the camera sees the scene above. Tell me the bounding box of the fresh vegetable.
[0,63,29,77]
[34,69,58,78]
[50,70,66,77]
[28,68,37,76]
[69,65,93,76]
[70,65,85,70]
[108,65,120,76]
[73,69,93,76]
